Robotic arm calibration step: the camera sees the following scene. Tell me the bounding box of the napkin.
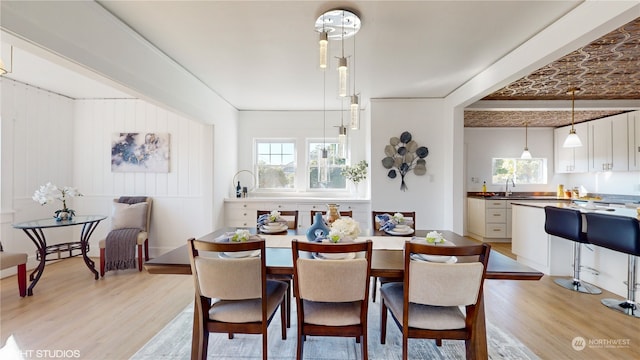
[376,214,396,231]
[257,213,287,227]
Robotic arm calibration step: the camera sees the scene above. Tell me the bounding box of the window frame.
[306,138,348,192]
[254,138,297,192]
[491,157,548,185]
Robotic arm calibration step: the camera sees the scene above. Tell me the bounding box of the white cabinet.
[627,111,640,170]
[589,113,628,172]
[554,122,589,173]
[467,198,508,241]
[224,199,371,233]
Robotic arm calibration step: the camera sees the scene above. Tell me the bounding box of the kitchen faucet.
[505,177,515,197]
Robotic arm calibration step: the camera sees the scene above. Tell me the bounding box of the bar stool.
[544,206,601,294]
[585,212,640,318]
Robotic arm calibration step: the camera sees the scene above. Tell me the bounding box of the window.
[256,141,296,189]
[308,141,346,189]
[492,158,547,185]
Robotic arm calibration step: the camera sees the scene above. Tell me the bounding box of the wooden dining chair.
[188,238,288,360]
[309,210,353,224]
[292,239,373,360]
[380,241,491,360]
[256,209,298,329]
[370,211,416,302]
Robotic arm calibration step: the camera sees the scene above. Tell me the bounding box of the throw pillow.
[111,202,148,231]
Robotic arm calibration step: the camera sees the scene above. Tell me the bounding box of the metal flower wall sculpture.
[381,131,429,191]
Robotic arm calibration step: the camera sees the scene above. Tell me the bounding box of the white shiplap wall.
[1,79,221,278]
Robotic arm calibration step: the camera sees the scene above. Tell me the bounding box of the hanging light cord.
[323,66,326,150]
[352,27,356,95]
[571,88,576,130]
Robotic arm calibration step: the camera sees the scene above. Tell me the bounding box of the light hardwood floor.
[2,250,640,359]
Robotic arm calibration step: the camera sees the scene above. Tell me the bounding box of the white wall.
[464,127,565,194]
[1,78,237,278]
[370,99,446,230]
[237,110,369,198]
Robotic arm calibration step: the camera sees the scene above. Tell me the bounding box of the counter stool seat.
[544,206,601,294]
[585,212,640,318]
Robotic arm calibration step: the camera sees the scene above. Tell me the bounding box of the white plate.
[260,224,288,233]
[313,252,356,260]
[411,254,458,263]
[385,227,414,236]
[220,250,260,258]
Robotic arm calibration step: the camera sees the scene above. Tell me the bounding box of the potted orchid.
[32,182,83,221]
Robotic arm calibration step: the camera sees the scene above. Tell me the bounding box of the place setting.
[375,212,415,235]
[409,231,457,263]
[214,229,262,258]
[257,210,289,234]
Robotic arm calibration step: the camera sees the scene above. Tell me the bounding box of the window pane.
[255,140,296,189]
[492,158,547,185]
[308,141,346,189]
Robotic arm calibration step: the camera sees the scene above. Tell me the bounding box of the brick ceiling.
[465,17,639,128]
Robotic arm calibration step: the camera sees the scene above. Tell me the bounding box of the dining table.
[144,227,543,360]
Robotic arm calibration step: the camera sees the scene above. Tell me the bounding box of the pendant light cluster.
[316,9,362,163]
[563,87,583,148]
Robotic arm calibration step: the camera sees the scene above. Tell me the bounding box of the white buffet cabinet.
[511,201,635,297]
[224,198,371,234]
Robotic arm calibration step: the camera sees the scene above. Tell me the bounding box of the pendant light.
[319,31,328,69]
[521,121,532,159]
[337,11,348,97]
[563,87,583,148]
[0,46,13,75]
[338,100,347,159]
[319,65,329,183]
[350,31,360,130]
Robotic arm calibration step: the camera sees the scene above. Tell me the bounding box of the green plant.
[341,160,368,184]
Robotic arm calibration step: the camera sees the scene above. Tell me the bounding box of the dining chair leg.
[17,263,27,297]
[280,300,287,340]
[380,298,387,344]
[138,244,143,271]
[144,238,149,261]
[362,333,368,360]
[371,276,378,302]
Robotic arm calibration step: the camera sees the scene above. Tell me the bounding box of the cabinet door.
[590,119,612,172]
[628,111,640,170]
[554,126,574,173]
[572,122,589,172]
[467,198,485,236]
[611,113,628,171]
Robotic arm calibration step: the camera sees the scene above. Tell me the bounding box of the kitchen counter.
[510,201,637,297]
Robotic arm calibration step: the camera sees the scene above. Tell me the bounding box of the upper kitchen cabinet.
[627,111,640,171]
[589,113,628,172]
[554,122,589,173]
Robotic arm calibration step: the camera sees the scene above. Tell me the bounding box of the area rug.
[131,300,539,360]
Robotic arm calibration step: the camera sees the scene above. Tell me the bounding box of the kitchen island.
[510,201,637,297]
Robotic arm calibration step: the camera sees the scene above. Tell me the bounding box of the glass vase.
[326,203,341,224]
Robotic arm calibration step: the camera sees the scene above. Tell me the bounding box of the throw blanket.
[105,196,148,272]
[105,228,139,271]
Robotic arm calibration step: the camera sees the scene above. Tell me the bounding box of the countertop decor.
[32,182,83,221]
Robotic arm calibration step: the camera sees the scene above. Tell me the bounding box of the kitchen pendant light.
[521,122,532,159]
[337,13,348,98]
[319,63,329,183]
[337,100,347,159]
[563,87,583,148]
[0,46,13,75]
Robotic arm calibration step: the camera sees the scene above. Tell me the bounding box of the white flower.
[426,231,445,244]
[32,183,82,206]
[392,212,405,224]
[328,218,360,243]
[231,229,251,242]
[269,210,281,222]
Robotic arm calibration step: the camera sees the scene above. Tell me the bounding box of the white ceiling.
[1,0,582,111]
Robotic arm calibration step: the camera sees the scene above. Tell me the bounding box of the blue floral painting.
[111,132,170,172]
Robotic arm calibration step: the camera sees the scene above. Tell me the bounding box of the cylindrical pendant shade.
[338,57,348,97]
[318,148,329,183]
[319,32,328,69]
[338,126,347,159]
[350,95,359,130]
